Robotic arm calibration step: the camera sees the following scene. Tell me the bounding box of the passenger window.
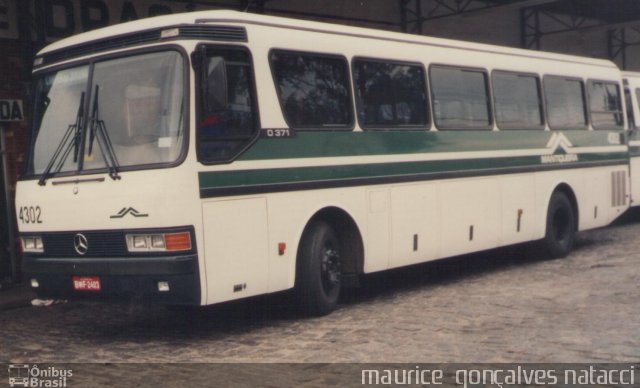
[544,76,587,129]
[492,71,544,129]
[588,80,623,130]
[270,50,352,129]
[430,66,491,130]
[197,46,258,164]
[352,59,428,128]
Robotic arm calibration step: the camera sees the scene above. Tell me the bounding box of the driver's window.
[197,45,258,164]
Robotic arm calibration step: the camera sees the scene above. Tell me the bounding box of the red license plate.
[72,276,101,291]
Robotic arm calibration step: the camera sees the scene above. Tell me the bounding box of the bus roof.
[38,9,616,69]
[622,71,640,78]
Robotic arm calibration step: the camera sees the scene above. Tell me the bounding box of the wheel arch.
[296,206,365,288]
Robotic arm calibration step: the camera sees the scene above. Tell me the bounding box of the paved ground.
[1,212,639,385]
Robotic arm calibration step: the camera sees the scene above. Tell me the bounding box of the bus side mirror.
[203,55,228,114]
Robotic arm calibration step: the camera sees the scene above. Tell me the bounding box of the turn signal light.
[165,232,192,251]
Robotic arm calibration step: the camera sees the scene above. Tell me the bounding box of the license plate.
[72,276,101,291]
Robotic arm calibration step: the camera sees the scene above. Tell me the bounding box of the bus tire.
[296,221,342,316]
[543,191,576,258]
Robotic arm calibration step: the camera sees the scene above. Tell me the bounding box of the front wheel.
[295,221,342,316]
[543,191,576,258]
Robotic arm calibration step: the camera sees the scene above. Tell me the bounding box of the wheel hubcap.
[321,247,340,291]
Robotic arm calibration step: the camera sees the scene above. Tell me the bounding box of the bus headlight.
[126,231,191,252]
[151,235,166,249]
[21,236,44,253]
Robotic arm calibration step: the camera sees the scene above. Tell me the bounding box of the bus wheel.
[296,221,342,316]
[544,191,576,258]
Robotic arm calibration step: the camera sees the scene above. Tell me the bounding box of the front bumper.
[23,254,201,305]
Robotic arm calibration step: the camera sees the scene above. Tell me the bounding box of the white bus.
[17,10,632,315]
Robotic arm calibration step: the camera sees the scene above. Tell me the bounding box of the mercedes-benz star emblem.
[74,233,89,255]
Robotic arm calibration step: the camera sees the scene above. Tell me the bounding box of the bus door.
[624,78,640,206]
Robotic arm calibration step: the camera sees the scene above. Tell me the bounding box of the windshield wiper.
[87,85,121,180]
[38,92,85,186]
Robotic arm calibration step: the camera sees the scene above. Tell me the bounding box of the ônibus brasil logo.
[8,364,73,387]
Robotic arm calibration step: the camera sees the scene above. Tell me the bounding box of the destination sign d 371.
[0,99,24,122]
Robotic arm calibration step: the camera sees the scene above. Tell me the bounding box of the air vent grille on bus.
[611,170,627,207]
[178,25,248,41]
[39,30,162,66]
[36,25,247,68]
[42,231,129,258]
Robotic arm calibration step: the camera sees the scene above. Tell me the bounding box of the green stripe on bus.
[199,153,627,194]
[239,130,624,160]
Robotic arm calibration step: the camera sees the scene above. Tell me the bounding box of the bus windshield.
[28,50,185,178]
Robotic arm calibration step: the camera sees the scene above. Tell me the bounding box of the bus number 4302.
[19,206,42,224]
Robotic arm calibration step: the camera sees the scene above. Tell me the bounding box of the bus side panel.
[439,178,500,259]
[582,169,618,227]
[202,198,270,304]
[366,189,391,272]
[390,184,440,267]
[499,175,537,245]
[386,175,537,269]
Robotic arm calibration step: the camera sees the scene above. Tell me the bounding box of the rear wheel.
[296,221,342,316]
[544,191,576,258]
